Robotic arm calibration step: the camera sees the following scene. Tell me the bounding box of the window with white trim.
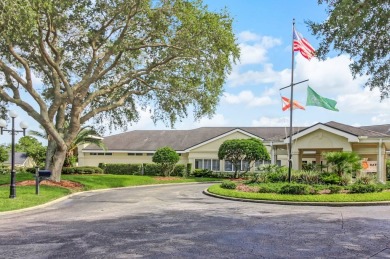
[195,159,220,171]
[224,160,233,171]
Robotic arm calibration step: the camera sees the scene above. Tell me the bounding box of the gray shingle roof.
[325,121,390,138]
[83,121,390,152]
[4,152,28,165]
[360,124,390,135]
[84,126,305,151]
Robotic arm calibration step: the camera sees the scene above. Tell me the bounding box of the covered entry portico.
[298,148,342,170]
[284,122,390,182]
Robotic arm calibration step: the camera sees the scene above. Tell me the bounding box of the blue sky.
[2,0,390,144]
[135,0,389,131]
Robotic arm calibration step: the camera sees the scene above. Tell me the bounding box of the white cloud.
[236,31,281,66]
[238,31,260,42]
[172,113,230,129]
[195,114,230,127]
[337,88,390,115]
[371,113,390,125]
[222,90,275,107]
[251,116,289,127]
[227,63,291,87]
[239,43,269,65]
[294,54,368,95]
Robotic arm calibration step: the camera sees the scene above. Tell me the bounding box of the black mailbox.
[38,170,52,178]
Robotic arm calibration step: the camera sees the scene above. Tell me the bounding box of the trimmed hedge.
[171,164,186,177]
[348,184,382,193]
[143,163,162,176]
[104,163,142,175]
[62,166,104,174]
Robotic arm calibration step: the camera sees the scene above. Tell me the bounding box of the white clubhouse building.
[78,121,390,182]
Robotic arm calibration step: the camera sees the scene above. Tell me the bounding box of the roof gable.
[184,128,263,152]
[284,123,359,143]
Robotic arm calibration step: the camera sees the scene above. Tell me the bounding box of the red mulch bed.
[15,180,83,190]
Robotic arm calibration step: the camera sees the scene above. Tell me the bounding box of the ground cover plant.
[209,159,390,203]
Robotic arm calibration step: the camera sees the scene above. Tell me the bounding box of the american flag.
[293,29,315,60]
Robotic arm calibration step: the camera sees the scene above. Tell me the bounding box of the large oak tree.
[307,0,389,98]
[0,0,239,181]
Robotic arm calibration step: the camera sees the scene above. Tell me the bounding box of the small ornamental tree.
[0,145,9,163]
[218,138,270,178]
[323,151,362,177]
[152,146,180,177]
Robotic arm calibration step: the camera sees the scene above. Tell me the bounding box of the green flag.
[306,86,339,111]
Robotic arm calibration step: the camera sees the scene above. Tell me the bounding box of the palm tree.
[323,151,362,177]
[29,125,105,167]
[64,126,106,166]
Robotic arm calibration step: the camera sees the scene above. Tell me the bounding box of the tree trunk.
[49,144,67,182]
[45,139,57,170]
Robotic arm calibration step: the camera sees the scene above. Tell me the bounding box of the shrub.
[171,164,186,177]
[355,174,375,185]
[62,166,103,174]
[340,174,351,186]
[279,184,310,195]
[143,163,162,176]
[192,169,213,177]
[247,172,267,184]
[105,164,131,175]
[152,146,180,176]
[328,185,342,194]
[258,186,275,193]
[186,163,192,177]
[220,181,236,190]
[266,171,288,183]
[348,184,378,193]
[0,164,9,175]
[320,172,340,185]
[98,163,107,171]
[210,171,234,178]
[297,170,320,185]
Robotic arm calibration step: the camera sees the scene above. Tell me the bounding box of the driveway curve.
[1,183,390,258]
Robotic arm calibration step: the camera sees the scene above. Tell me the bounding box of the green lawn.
[208,184,390,203]
[0,173,220,212]
[0,186,71,212]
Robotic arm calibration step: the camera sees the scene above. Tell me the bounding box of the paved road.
[0,183,390,259]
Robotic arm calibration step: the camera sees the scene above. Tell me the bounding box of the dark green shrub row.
[142,163,162,176]
[191,169,233,178]
[171,164,186,177]
[62,166,104,174]
[279,184,311,195]
[328,185,342,194]
[220,181,237,189]
[99,163,190,177]
[348,184,384,193]
[103,163,142,175]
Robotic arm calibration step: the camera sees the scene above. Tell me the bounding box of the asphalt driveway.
[0,183,390,258]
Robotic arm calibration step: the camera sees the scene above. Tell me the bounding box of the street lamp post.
[0,111,28,199]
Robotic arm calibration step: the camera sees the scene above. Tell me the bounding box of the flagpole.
[288,19,295,183]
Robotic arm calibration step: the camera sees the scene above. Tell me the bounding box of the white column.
[378,139,384,183]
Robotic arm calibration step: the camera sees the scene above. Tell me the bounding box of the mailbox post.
[35,167,52,195]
